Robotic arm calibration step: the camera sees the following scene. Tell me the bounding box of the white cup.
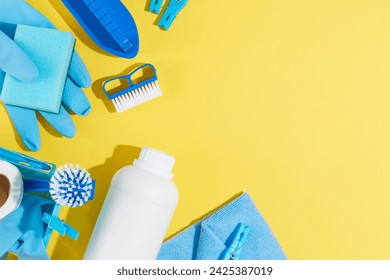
[0,160,23,220]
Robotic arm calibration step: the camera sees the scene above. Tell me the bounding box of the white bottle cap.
[133,147,176,179]
[0,160,23,220]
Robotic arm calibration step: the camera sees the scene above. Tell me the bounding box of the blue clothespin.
[149,0,163,14]
[221,223,251,260]
[42,213,79,240]
[158,0,188,31]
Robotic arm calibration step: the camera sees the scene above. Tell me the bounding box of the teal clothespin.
[158,0,188,31]
[221,223,251,260]
[42,213,79,240]
[149,0,163,13]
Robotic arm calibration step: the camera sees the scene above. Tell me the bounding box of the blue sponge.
[1,25,75,113]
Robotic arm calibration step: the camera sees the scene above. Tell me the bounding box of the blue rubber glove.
[0,194,52,260]
[0,0,92,151]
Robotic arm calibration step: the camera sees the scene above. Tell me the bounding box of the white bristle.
[111,82,162,113]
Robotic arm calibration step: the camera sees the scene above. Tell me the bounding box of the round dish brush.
[49,164,94,207]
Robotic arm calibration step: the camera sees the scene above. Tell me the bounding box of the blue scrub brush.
[49,164,95,208]
[102,63,162,113]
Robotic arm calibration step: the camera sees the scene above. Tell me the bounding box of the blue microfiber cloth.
[1,24,75,113]
[0,194,53,260]
[157,193,287,260]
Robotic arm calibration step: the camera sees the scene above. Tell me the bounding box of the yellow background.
[2,0,390,259]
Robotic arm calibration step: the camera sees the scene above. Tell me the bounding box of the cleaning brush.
[102,63,162,113]
[49,164,95,208]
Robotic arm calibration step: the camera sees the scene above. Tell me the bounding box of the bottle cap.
[134,147,175,179]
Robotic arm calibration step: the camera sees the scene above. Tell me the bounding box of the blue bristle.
[49,164,93,207]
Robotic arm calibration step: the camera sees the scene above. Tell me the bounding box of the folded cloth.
[0,194,52,260]
[157,193,287,260]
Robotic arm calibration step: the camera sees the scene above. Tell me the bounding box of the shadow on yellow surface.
[144,0,152,12]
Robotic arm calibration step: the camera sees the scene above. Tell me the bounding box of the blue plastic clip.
[42,213,79,240]
[149,0,163,14]
[158,0,188,31]
[221,223,251,260]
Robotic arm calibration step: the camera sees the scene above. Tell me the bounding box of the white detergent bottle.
[83,147,179,260]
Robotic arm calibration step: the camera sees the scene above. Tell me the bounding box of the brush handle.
[102,64,157,99]
[126,64,157,84]
[23,178,50,193]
